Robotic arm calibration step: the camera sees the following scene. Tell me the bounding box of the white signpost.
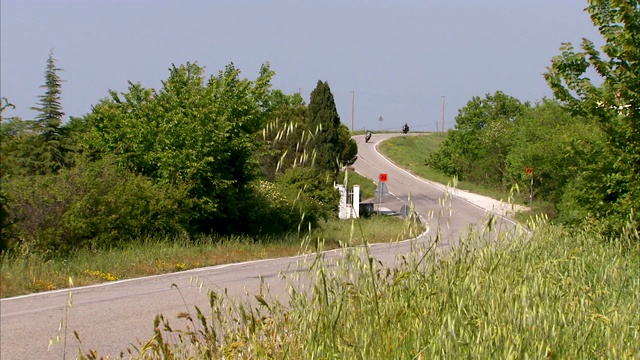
[376,173,389,214]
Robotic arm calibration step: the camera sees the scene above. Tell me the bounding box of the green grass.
[378,133,563,223]
[0,215,417,299]
[341,168,377,200]
[0,234,295,298]
[379,133,517,202]
[94,220,640,359]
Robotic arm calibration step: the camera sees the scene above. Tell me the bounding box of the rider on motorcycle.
[365,131,372,142]
[402,123,409,134]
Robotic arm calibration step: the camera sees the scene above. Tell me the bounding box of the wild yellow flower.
[84,270,119,281]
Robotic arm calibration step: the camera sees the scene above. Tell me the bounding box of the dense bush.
[4,157,188,255]
[82,62,274,235]
[544,1,640,236]
[241,180,298,235]
[1,62,354,254]
[276,167,340,229]
[427,95,612,226]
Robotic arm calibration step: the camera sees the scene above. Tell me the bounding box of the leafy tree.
[307,80,356,175]
[427,91,528,186]
[257,90,310,179]
[259,103,310,179]
[505,99,606,214]
[1,97,15,113]
[258,88,348,228]
[83,62,275,234]
[0,99,21,176]
[268,89,305,109]
[337,122,358,168]
[30,49,67,174]
[545,0,640,235]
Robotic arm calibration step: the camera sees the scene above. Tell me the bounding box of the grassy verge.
[342,168,376,200]
[377,133,561,223]
[379,133,519,202]
[0,215,413,299]
[98,221,639,359]
[0,170,416,299]
[377,133,449,183]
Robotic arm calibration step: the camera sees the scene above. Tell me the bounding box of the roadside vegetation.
[74,217,639,359]
[0,57,387,298]
[3,2,640,358]
[79,3,636,358]
[379,134,547,220]
[414,1,640,237]
[0,210,411,298]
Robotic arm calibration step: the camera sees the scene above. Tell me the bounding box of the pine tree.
[307,80,343,174]
[30,49,66,173]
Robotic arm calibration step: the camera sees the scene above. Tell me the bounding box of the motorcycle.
[402,124,409,134]
[365,132,372,143]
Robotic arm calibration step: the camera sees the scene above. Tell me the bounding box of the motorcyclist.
[402,123,409,134]
[365,131,372,142]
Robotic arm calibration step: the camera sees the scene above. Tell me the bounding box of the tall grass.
[100,216,639,359]
[379,134,517,202]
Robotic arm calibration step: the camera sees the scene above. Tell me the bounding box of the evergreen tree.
[30,49,66,173]
[307,80,344,174]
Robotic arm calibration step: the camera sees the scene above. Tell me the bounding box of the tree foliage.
[276,167,340,228]
[258,91,310,179]
[2,60,357,254]
[427,92,606,223]
[4,156,188,255]
[545,0,640,234]
[427,91,528,186]
[1,98,17,251]
[83,62,275,234]
[1,51,70,177]
[505,99,607,217]
[307,81,357,175]
[29,49,68,174]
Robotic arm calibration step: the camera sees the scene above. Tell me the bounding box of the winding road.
[0,133,519,359]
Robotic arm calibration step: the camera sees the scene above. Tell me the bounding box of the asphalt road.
[0,133,517,359]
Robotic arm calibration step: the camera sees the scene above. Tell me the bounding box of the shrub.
[4,156,188,255]
[241,180,298,235]
[276,167,339,229]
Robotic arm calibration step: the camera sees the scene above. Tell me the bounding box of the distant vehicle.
[402,123,409,134]
[365,131,372,143]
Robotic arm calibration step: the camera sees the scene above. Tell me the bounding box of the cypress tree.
[30,49,66,173]
[307,80,342,174]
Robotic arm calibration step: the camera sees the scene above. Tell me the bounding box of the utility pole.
[441,96,445,132]
[351,91,355,132]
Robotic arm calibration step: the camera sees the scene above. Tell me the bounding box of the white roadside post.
[352,185,360,218]
[335,184,347,219]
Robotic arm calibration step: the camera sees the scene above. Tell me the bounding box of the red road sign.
[379,173,388,182]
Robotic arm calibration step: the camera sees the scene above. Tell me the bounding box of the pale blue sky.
[1,1,602,131]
